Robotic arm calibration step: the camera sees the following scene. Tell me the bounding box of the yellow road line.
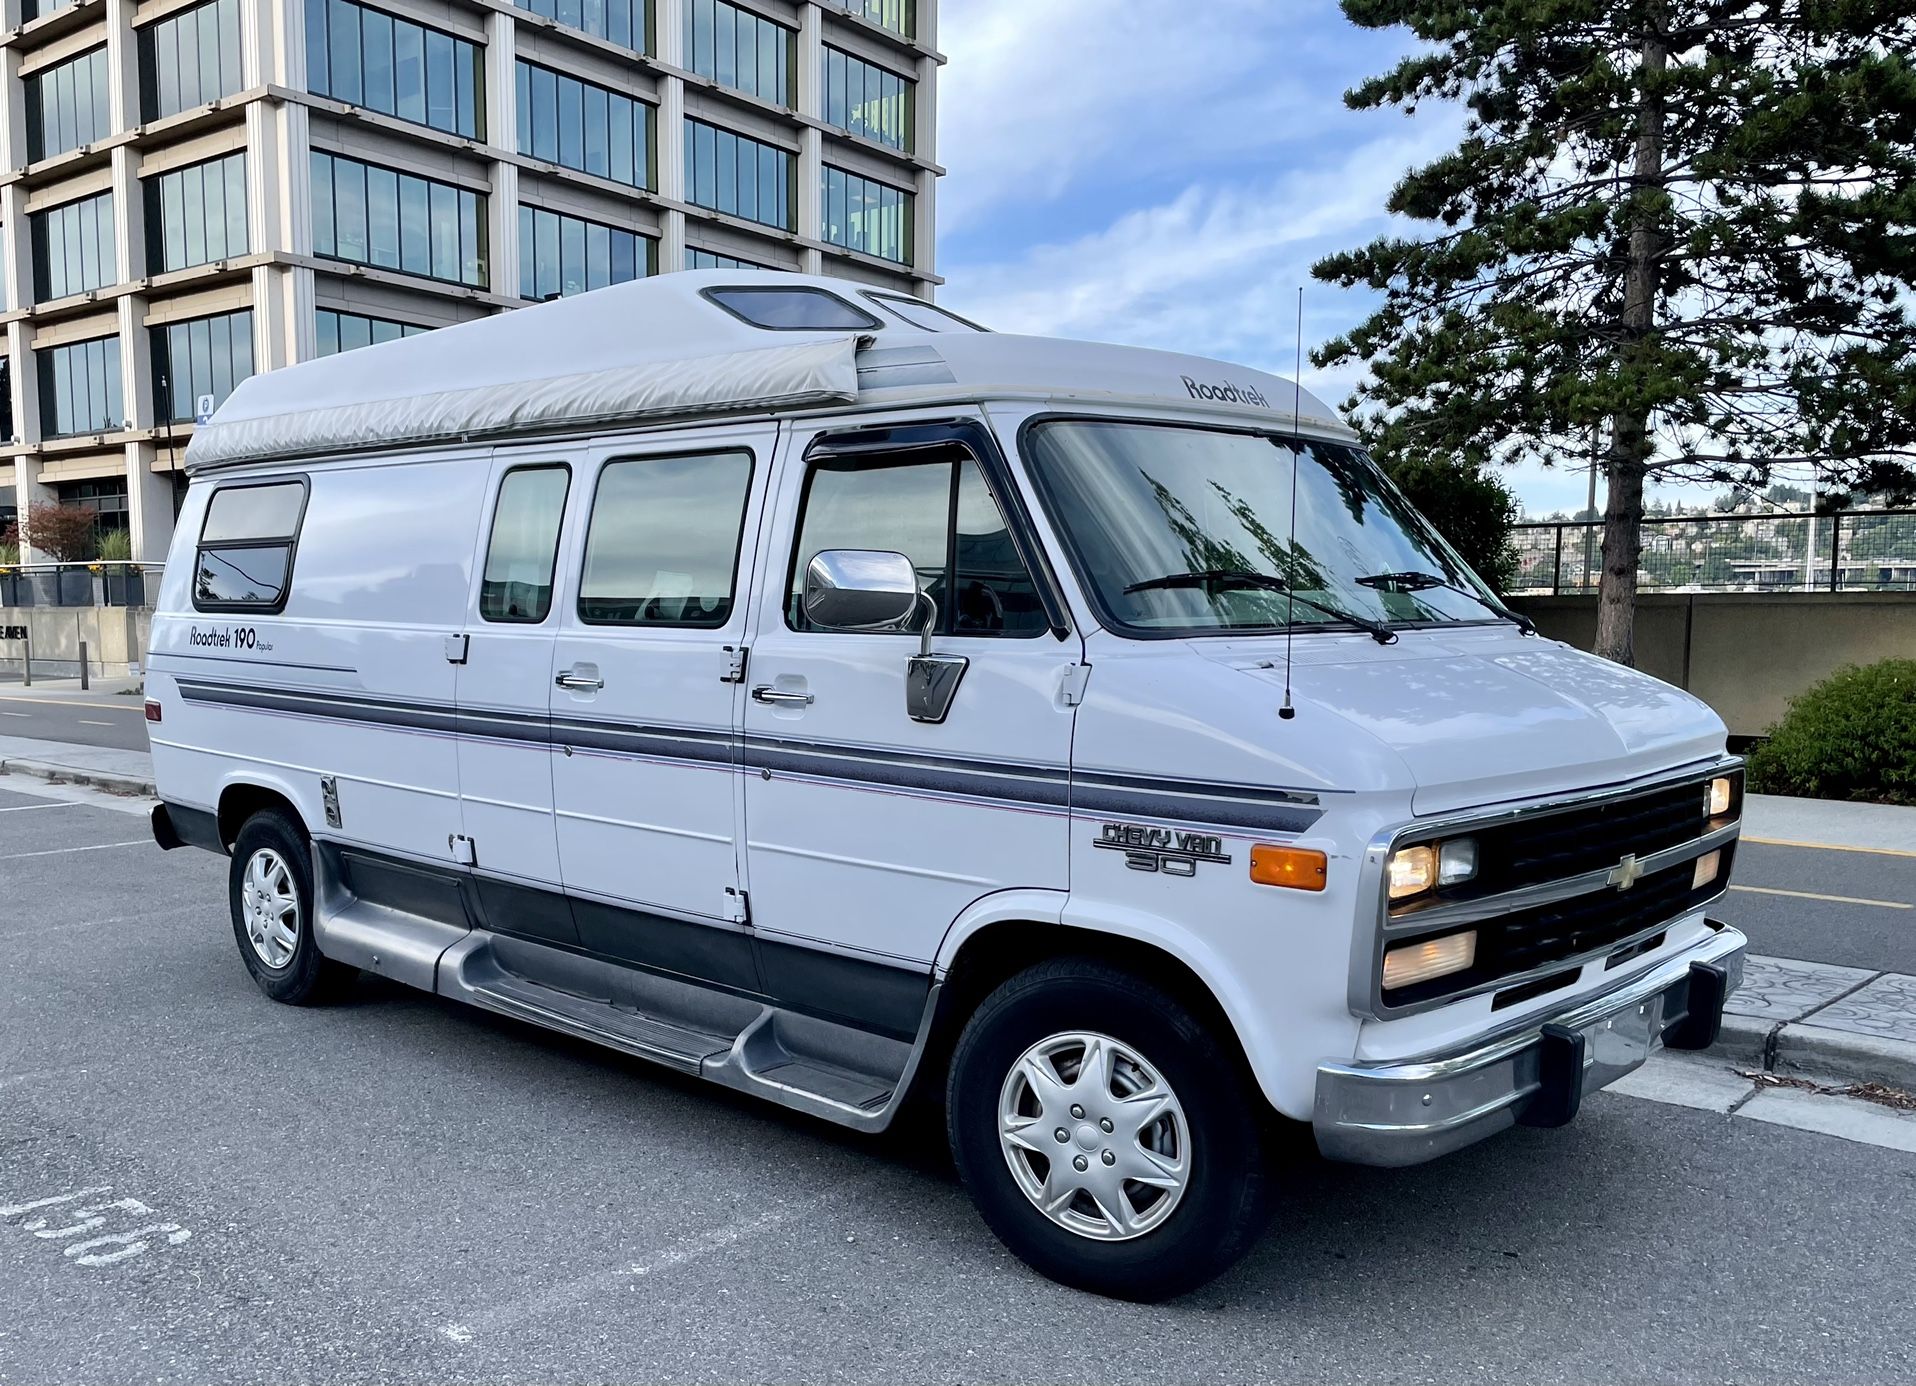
[1729,884,1911,910]
[0,694,135,713]
[1741,835,1916,860]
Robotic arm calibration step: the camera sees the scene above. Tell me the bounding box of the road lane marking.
[1728,884,1910,910]
[0,840,150,861]
[78,719,115,726]
[0,695,135,712]
[0,802,80,813]
[1743,835,1916,860]
[0,710,30,717]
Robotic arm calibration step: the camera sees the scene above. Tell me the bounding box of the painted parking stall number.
[1,1185,192,1267]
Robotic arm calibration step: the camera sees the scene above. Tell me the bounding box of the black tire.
[946,957,1273,1300]
[227,810,355,1004]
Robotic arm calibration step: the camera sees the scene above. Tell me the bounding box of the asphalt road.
[0,684,150,751]
[3,780,1916,1385]
[1717,840,1915,974]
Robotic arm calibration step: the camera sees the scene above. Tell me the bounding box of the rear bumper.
[1313,921,1746,1167]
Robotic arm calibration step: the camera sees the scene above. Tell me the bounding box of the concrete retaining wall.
[0,606,152,681]
[1511,591,1916,738]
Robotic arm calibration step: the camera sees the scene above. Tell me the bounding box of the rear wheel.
[227,810,354,1004]
[946,958,1273,1300]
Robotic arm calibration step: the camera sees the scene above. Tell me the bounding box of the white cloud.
[935,0,1357,233]
[938,124,1460,391]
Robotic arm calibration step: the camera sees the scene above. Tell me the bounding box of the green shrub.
[96,528,133,562]
[1746,659,1916,805]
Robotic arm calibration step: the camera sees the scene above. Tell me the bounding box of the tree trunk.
[1594,8,1668,666]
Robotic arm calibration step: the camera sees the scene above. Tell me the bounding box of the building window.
[153,309,255,424]
[311,151,488,288]
[30,193,115,303]
[515,60,653,188]
[686,247,769,270]
[55,477,129,536]
[145,152,249,276]
[684,0,791,106]
[822,46,911,150]
[684,119,792,229]
[23,0,79,23]
[138,0,245,124]
[306,0,483,138]
[821,165,911,263]
[37,336,124,439]
[579,450,753,627]
[514,0,647,53]
[25,47,111,163]
[518,205,653,301]
[316,309,431,355]
[837,0,912,39]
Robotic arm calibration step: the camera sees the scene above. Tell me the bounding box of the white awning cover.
[187,335,858,471]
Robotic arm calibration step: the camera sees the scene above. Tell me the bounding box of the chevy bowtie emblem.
[1607,853,1644,891]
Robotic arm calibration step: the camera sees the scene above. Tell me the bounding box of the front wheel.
[227,810,355,1004]
[946,958,1273,1300]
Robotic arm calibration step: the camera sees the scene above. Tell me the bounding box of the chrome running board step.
[435,931,932,1131]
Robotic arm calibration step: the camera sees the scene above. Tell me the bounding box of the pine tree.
[1313,0,1916,663]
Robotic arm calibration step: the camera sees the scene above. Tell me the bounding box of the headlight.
[1387,838,1477,902]
[1387,845,1436,900]
[1382,931,1477,990]
[1707,776,1735,818]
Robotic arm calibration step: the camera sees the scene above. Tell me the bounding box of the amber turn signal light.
[1250,844,1328,891]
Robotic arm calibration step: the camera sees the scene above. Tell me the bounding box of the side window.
[578,450,753,627]
[480,465,569,623]
[787,451,1046,637]
[194,479,307,612]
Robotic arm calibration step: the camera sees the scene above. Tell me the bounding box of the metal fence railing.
[0,562,165,609]
[1511,510,1916,596]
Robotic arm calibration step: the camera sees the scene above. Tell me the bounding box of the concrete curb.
[0,754,155,798]
[1774,1024,1916,1094]
[1714,958,1916,1097]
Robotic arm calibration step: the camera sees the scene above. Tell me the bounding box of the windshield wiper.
[1121,570,1398,644]
[1355,570,1539,635]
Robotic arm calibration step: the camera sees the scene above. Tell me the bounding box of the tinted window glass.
[787,453,1043,637]
[865,292,983,333]
[203,481,305,540]
[480,466,569,622]
[195,545,292,607]
[578,451,752,627]
[790,456,946,629]
[953,459,1046,634]
[706,286,879,331]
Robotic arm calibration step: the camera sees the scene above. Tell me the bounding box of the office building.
[0,0,940,557]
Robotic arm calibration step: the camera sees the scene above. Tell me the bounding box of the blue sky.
[929,0,1690,517]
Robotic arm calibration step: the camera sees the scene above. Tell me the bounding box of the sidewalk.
[1743,792,1916,856]
[0,733,156,795]
[0,735,1909,1092]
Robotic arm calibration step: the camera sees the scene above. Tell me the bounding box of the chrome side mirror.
[802,549,921,632]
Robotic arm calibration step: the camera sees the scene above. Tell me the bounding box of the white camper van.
[148,272,1745,1298]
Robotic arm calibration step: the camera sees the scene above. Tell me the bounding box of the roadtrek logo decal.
[1095,822,1232,876]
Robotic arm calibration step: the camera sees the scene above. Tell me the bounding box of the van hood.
[1207,632,1727,814]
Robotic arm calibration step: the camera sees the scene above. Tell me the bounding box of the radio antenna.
[1279,286,1303,721]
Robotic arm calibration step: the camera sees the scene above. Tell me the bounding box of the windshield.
[1021,419,1502,637]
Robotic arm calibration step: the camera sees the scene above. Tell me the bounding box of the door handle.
[751,685,813,706]
[555,671,604,692]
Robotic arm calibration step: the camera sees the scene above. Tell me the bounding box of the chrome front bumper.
[1314,921,1746,1168]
